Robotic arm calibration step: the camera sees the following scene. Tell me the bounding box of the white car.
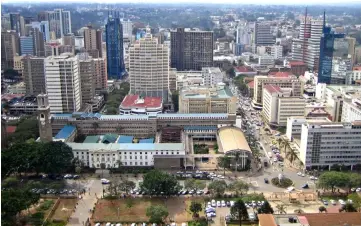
[273,158,278,162]
[221,200,226,207]
[297,172,302,176]
[217,201,221,207]
[301,174,305,177]
[330,199,336,205]
[339,199,345,205]
[356,188,361,192]
[248,213,256,221]
[347,199,353,204]
[211,200,216,207]
[101,178,110,184]
[230,201,235,207]
[309,176,315,180]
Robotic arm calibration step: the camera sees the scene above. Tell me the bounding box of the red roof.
[121,95,162,108]
[264,85,282,94]
[6,126,17,134]
[247,81,254,88]
[234,66,254,73]
[353,66,361,71]
[1,94,24,101]
[289,61,306,66]
[269,71,293,77]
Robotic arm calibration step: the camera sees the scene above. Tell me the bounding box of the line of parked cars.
[95,222,187,226]
[30,188,78,195]
[326,199,354,206]
[175,171,225,180]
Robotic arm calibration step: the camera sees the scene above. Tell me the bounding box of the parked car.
[322,200,328,205]
[330,199,336,205]
[301,184,309,189]
[264,178,269,184]
[249,213,256,221]
[101,178,110,184]
[217,201,221,207]
[221,200,226,207]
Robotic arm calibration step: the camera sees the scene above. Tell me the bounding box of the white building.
[129,26,169,102]
[262,85,305,127]
[341,97,361,122]
[120,19,133,40]
[202,67,224,87]
[271,45,283,59]
[68,142,185,168]
[44,54,81,113]
[348,66,361,84]
[286,116,330,140]
[258,55,274,68]
[176,71,204,90]
[48,9,71,38]
[299,121,361,170]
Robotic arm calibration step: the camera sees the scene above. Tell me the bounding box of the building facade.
[48,9,72,38]
[22,56,46,95]
[93,57,107,91]
[254,21,274,46]
[83,25,103,58]
[105,14,125,79]
[129,26,169,102]
[341,97,361,123]
[78,53,95,106]
[44,54,81,113]
[1,31,20,69]
[171,28,213,71]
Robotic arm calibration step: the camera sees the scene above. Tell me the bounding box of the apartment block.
[258,55,274,68]
[252,75,303,109]
[83,25,103,58]
[254,21,274,46]
[262,85,305,127]
[78,53,95,106]
[44,54,81,113]
[22,56,46,96]
[171,28,213,71]
[299,121,361,170]
[13,55,25,75]
[202,67,224,86]
[129,26,169,102]
[93,57,107,91]
[48,9,71,38]
[179,83,236,114]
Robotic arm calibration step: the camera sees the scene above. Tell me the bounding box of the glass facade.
[105,15,125,80]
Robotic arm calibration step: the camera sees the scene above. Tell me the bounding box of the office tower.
[94,57,107,91]
[129,26,169,101]
[44,54,81,113]
[254,21,274,46]
[49,9,72,38]
[83,25,103,58]
[1,14,11,31]
[22,56,46,95]
[171,28,213,71]
[9,13,21,34]
[345,37,356,64]
[20,28,45,56]
[62,34,75,46]
[1,31,20,69]
[105,13,125,79]
[37,11,49,22]
[318,12,350,84]
[78,53,95,106]
[45,42,75,57]
[120,19,133,40]
[236,22,251,45]
[292,10,323,71]
[31,21,50,42]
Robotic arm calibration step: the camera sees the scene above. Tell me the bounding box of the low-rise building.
[119,95,163,115]
[179,83,237,114]
[299,121,361,170]
[348,66,361,84]
[7,82,26,94]
[341,96,361,122]
[288,61,307,76]
[234,66,257,77]
[262,85,305,127]
[258,55,274,68]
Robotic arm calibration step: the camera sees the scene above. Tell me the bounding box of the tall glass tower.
[105,12,125,80]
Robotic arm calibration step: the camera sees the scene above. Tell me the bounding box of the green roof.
[83,135,100,143]
[101,134,118,144]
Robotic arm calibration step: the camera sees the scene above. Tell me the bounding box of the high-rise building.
[1,14,11,31]
[105,13,125,79]
[236,22,252,45]
[93,57,107,91]
[120,19,133,40]
[83,25,103,58]
[129,26,169,101]
[22,56,46,95]
[9,13,21,34]
[318,13,351,84]
[48,9,71,38]
[62,34,75,46]
[44,54,81,113]
[31,21,50,42]
[254,21,274,46]
[20,28,45,56]
[37,11,50,23]
[170,28,213,71]
[1,31,20,69]
[77,53,95,106]
[292,15,323,71]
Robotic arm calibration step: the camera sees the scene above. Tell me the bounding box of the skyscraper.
[171,28,213,71]
[48,9,71,38]
[129,26,169,102]
[84,25,103,58]
[254,21,274,46]
[105,12,125,79]
[22,56,46,95]
[1,31,20,69]
[31,21,50,42]
[120,19,133,41]
[78,53,95,106]
[20,28,45,56]
[44,54,81,113]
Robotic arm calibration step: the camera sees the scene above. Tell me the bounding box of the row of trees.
[2,141,74,179]
[317,171,361,193]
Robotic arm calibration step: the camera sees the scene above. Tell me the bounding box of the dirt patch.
[93,197,204,223]
[50,198,77,222]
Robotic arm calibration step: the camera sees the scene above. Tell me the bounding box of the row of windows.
[76,151,181,156]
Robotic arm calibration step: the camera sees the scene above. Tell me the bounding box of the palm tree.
[276,138,283,149]
[286,148,298,164]
[281,139,291,154]
[276,204,287,214]
[234,152,241,173]
[217,156,231,176]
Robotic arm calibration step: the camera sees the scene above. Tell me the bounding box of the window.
[130,162,132,165]
[135,162,137,166]
[130,156,132,159]
[135,156,137,160]
[145,155,148,159]
[145,162,148,166]
[140,156,142,159]
[140,152,142,154]
[140,162,143,165]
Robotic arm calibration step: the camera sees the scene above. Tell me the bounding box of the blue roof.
[54,125,76,139]
[184,126,218,131]
[117,135,134,143]
[139,138,154,143]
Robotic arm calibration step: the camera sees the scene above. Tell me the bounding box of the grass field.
[93,197,204,223]
[49,198,78,222]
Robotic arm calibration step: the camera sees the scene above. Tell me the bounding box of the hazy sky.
[2,0,361,4]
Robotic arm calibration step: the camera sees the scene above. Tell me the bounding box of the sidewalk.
[68,179,102,226]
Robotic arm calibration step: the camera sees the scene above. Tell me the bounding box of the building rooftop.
[247,81,254,88]
[289,61,306,66]
[66,142,184,151]
[138,138,154,143]
[353,66,361,71]
[182,85,234,99]
[234,66,254,73]
[264,85,282,94]
[120,95,162,109]
[269,71,293,77]
[101,134,118,144]
[218,127,251,153]
[6,126,17,134]
[184,126,218,131]
[301,213,361,226]
[117,135,134,143]
[83,135,100,143]
[54,125,76,140]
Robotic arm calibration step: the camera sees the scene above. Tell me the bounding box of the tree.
[184,179,206,191]
[340,203,357,212]
[40,142,74,174]
[229,180,249,196]
[226,68,236,78]
[217,155,231,176]
[126,198,134,209]
[286,148,298,164]
[281,139,291,154]
[106,106,117,114]
[317,171,349,193]
[319,206,327,213]
[146,205,169,224]
[189,201,202,218]
[275,204,287,214]
[119,179,136,194]
[171,91,179,112]
[208,180,227,197]
[233,152,241,172]
[230,199,248,226]
[348,193,361,212]
[2,188,40,226]
[141,170,180,196]
[258,201,274,214]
